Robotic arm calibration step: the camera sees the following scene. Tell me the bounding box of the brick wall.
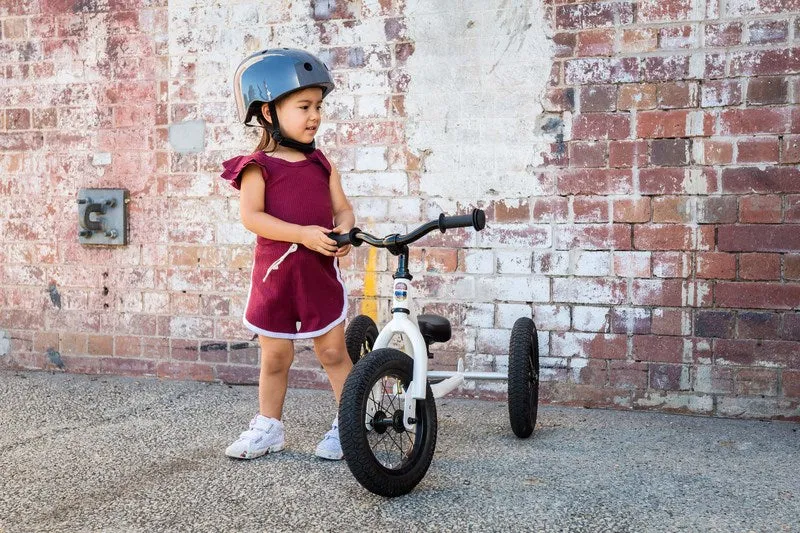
[0,0,798,420]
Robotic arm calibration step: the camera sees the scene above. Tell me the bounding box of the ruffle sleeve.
[220,153,268,190]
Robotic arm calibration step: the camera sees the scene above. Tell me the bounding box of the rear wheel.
[508,317,539,438]
[339,348,438,497]
[344,315,379,365]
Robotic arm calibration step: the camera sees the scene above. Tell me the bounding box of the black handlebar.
[327,208,486,252]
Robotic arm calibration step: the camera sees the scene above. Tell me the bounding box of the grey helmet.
[233,48,335,126]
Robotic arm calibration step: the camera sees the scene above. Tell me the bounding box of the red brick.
[700,80,742,107]
[729,48,800,77]
[783,370,800,397]
[738,195,782,223]
[735,368,779,396]
[637,110,688,138]
[719,224,800,252]
[579,85,617,112]
[554,224,632,250]
[658,82,698,109]
[639,168,687,195]
[556,2,617,30]
[718,108,790,135]
[557,169,633,195]
[788,196,800,223]
[577,29,615,57]
[651,308,689,335]
[552,32,576,58]
[696,252,736,279]
[487,199,530,223]
[573,197,609,222]
[695,310,735,338]
[650,139,689,166]
[572,113,630,140]
[737,311,782,339]
[659,25,696,50]
[618,84,658,110]
[613,197,651,223]
[609,361,648,389]
[607,140,644,167]
[781,135,800,164]
[642,55,690,82]
[746,19,789,45]
[632,334,684,363]
[542,88,575,112]
[715,282,800,310]
[565,57,640,85]
[621,28,658,53]
[531,197,569,222]
[704,22,742,47]
[746,76,789,106]
[697,196,737,223]
[736,138,780,164]
[699,139,733,164]
[786,255,800,280]
[634,224,693,250]
[739,253,782,280]
[652,196,691,223]
[650,364,687,390]
[722,167,800,194]
[568,141,607,167]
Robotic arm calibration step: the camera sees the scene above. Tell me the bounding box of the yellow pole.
[360,246,378,320]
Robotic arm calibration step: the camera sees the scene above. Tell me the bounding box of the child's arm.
[239,164,338,256]
[329,164,355,257]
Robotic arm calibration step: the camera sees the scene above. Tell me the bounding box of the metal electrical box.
[77,188,129,246]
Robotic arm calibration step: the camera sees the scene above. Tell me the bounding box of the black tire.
[508,317,539,438]
[345,315,379,365]
[339,348,438,497]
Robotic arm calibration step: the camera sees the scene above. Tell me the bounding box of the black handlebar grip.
[327,228,363,248]
[327,231,351,248]
[438,209,486,232]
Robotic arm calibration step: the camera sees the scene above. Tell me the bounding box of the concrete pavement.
[1,370,798,532]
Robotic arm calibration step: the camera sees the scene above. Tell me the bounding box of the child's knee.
[316,346,347,367]
[260,349,293,374]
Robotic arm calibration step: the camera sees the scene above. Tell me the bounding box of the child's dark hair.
[254,110,276,153]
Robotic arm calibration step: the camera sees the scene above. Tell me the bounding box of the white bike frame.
[372,275,507,431]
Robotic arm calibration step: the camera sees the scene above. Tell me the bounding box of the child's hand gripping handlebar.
[327,208,486,250]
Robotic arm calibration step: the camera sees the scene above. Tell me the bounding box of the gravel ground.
[1,370,798,533]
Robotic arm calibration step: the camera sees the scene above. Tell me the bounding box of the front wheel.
[508,317,539,438]
[344,315,379,365]
[339,348,438,497]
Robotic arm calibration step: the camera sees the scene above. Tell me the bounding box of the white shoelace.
[262,243,298,282]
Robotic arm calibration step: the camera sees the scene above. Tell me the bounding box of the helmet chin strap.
[268,102,316,154]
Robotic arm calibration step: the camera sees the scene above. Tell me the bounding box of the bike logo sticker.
[394,281,408,302]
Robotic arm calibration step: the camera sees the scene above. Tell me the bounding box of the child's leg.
[258,335,294,419]
[311,323,352,403]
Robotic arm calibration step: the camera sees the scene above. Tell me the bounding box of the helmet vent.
[304,62,313,71]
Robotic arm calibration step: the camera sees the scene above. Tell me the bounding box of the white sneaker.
[225,415,285,459]
[315,416,343,460]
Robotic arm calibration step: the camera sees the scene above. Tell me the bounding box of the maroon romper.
[220,150,347,339]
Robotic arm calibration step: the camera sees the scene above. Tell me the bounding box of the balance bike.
[330,209,540,497]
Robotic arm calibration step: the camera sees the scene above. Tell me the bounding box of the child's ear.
[261,103,273,124]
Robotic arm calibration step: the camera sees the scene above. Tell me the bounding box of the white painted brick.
[496,303,533,328]
[496,250,532,274]
[464,303,495,328]
[463,250,494,274]
[571,250,611,276]
[476,327,510,355]
[477,276,549,302]
[355,146,388,171]
[534,251,570,275]
[573,306,612,332]
[356,94,389,118]
[342,172,408,196]
[532,305,571,331]
[216,223,255,245]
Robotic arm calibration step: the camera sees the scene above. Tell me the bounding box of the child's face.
[267,87,324,145]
